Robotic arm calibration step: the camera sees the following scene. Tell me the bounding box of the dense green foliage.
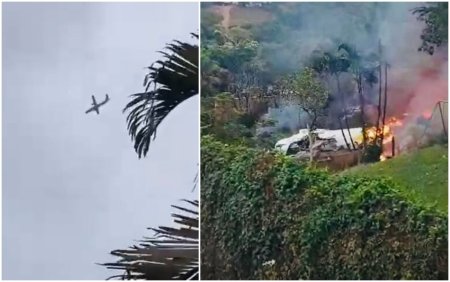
[413,2,448,55]
[201,136,448,280]
[344,145,448,212]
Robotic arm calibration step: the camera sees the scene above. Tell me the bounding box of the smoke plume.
[246,2,447,147]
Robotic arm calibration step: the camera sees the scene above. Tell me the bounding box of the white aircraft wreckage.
[85,94,110,115]
[275,128,363,156]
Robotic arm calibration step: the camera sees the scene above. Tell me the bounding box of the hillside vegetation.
[201,136,447,280]
[200,2,448,280]
[344,145,448,212]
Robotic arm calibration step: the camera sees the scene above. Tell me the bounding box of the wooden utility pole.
[391,136,395,157]
[376,40,383,140]
[437,101,447,137]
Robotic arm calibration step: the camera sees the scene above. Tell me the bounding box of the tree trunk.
[344,112,356,150]
[376,40,383,144]
[380,63,388,146]
[357,73,367,149]
[307,112,319,163]
[298,108,303,130]
[307,123,314,163]
[338,119,350,150]
[244,92,250,113]
[392,136,395,157]
[336,73,354,150]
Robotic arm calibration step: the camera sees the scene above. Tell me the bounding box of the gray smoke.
[253,2,447,137]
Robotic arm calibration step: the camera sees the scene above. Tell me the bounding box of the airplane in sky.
[85,94,110,115]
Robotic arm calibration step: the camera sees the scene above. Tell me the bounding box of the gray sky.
[3,2,199,279]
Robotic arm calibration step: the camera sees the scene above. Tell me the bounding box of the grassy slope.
[343,145,448,212]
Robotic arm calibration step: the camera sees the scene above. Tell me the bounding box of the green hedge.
[200,136,448,279]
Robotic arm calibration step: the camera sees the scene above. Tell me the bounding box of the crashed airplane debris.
[275,128,363,155]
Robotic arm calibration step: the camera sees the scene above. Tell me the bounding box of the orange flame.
[363,117,404,161]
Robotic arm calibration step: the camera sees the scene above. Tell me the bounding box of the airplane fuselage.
[85,94,109,114]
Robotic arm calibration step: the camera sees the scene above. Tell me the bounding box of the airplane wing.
[100,94,109,105]
[91,95,97,106]
[85,106,100,114]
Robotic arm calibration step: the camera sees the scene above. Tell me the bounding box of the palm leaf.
[102,199,199,280]
[124,33,199,158]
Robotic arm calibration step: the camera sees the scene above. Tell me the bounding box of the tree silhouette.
[103,200,199,280]
[124,33,199,158]
[103,33,199,280]
[338,43,379,149]
[310,49,353,149]
[413,2,448,55]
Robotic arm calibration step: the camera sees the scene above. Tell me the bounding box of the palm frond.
[102,200,199,280]
[338,43,359,61]
[124,34,199,158]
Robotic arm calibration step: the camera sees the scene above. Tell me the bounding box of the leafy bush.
[362,142,382,163]
[201,136,447,279]
[412,2,448,55]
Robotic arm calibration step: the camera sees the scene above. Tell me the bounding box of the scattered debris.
[275,128,362,156]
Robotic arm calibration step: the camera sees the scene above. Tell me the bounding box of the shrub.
[362,142,382,163]
[201,136,448,279]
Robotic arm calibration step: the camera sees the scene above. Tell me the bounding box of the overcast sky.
[3,2,198,279]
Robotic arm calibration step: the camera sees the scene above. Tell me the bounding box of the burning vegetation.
[201,2,448,168]
[201,2,448,280]
[368,101,448,161]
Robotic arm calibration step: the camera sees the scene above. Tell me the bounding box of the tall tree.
[285,68,329,129]
[283,67,329,161]
[310,50,353,149]
[338,43,379,149]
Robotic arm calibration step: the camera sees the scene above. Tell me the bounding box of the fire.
[388,117,403,127]
[356,106,437,162]
[364,117,403,142]
[363,116,405,161]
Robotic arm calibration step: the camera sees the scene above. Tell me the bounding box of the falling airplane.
[85,94,110,115]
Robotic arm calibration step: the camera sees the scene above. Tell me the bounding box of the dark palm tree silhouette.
[124,33,199,158]
[310,49,353,149]
[103,200,199,280]
[337,43,380,149]
[103,33,199,280]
